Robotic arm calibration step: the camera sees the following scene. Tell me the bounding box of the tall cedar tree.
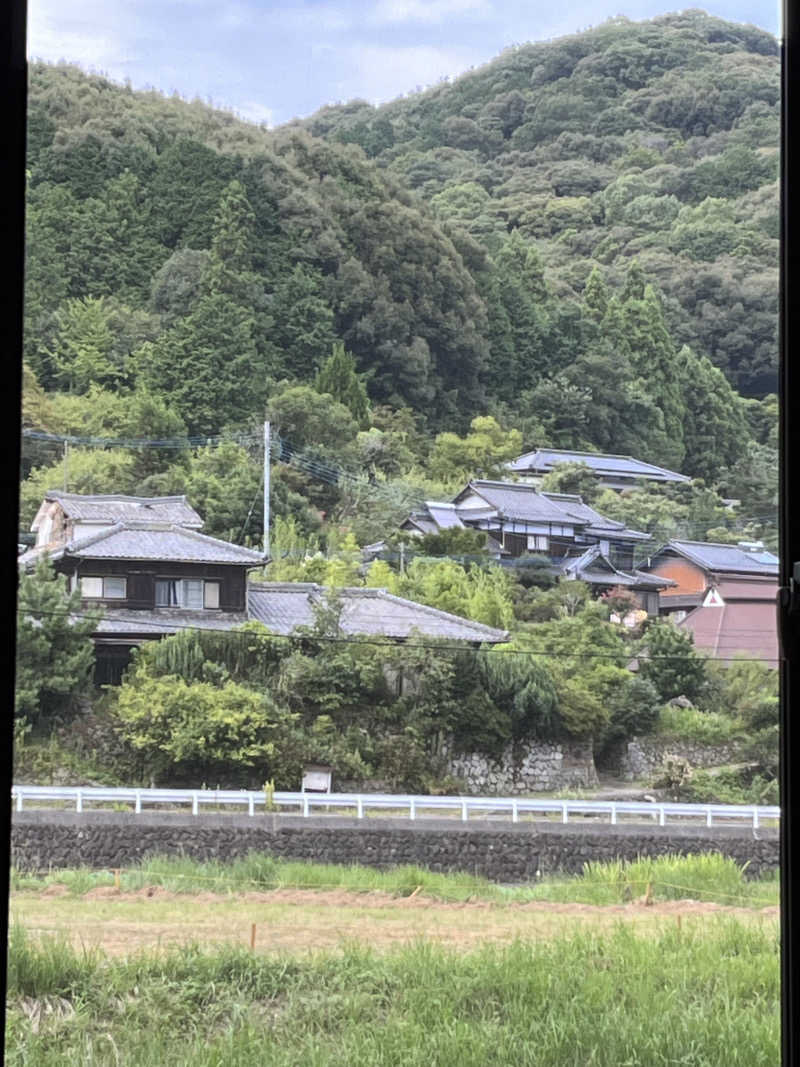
[314,342,371,427]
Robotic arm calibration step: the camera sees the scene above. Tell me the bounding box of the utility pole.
[263,421,270,558]
[63,439,69,493]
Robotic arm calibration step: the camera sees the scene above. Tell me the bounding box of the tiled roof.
[508,449,691,483]
[425,502,465,529]
[91,609,249,636]
[680,599,778,667]
[665,540,779,576]
[36,491,203,528]
[462,481,582,524]
[247,583,508,642]
[558,545,676,590]
[19,522,265,567]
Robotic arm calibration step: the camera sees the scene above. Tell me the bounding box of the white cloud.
[369,0,492,25]
[335,42,484,104]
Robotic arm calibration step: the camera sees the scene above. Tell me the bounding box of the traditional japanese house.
[506,448,691,491]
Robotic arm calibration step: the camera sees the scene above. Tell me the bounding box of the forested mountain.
[20,11,779,549]
[304,10,779,398]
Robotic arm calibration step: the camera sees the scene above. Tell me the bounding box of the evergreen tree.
[583,265,609,322]
[49,296,121,394]
[620,258,647,303]
[314,342,371,426]
[136,292,260,436]
[622,285,686,471]
[15,558,101,728]
[270,265,337,380]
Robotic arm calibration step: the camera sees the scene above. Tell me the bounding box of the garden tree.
[428,416,523,484]
[135,292,261,436]
[19,449,138,528]
[510,578,591,624]
[638,619,709,704]
[112,674,300,787]
[478,650,559,741]
[397,557,514,630]
[15,558,101,728]
[314,342,371,427]
[600,676,662,747]
[539,462,600,503]
[270,265,338,381]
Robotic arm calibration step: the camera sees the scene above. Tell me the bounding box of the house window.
[81,576,126,599]
[156,578,221,609]
[527,534,549,552]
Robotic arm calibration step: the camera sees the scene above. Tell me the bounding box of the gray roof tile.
[19,522,265,567]
[508,449,690,482]
[38,492,203,528]
[247,583,508,642]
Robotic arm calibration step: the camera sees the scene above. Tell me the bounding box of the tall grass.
[10,851,780,907]
[5,921,779,1066]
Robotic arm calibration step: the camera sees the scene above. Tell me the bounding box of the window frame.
[80,575,127,600]
[155,577,222,610]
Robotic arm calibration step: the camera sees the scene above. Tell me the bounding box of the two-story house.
[20,492,266,683]
[400,480,674,613]
[20,491,509,683]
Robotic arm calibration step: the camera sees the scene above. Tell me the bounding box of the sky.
[28,0,781,127]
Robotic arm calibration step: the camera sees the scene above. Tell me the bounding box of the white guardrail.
[10,785,780,829]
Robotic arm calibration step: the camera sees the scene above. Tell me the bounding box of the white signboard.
[302,766,332,793]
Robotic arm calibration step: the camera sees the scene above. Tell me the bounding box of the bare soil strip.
[10,887,779,956]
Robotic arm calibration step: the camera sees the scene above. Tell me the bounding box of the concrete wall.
[11,812,778,882]
[445,740,598,794]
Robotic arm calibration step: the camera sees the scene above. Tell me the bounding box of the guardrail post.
[357,796,363,819]
[192,793,199,816]
[754,808,760,830]
[134,791,141,814]
[248,795,255,817]
[76,790,82,814]
[462,799,468,822]
[15,791,22,813]
[512,800,518,824]
[409,799,416,821]
[610,803,617,826]
[561,803,568,824]
[706,807,713,828]
[303,795,309,817]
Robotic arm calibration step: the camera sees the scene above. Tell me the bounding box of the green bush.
[656,704,742,745]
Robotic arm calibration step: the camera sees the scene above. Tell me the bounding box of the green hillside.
[304,10,778,397]
[19,12,778,547]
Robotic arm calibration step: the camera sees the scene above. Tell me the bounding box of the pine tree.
[314,342,371,426]
[621,258,647,303]
[270,265,337,380]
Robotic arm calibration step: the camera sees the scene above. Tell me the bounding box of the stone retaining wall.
[445,740,599,794]
[11,812,778,882]
[609,737,743,781]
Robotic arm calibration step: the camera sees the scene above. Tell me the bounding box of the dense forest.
[20,10,779,551]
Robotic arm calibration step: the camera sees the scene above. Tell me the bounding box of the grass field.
[6,854,781,1066]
